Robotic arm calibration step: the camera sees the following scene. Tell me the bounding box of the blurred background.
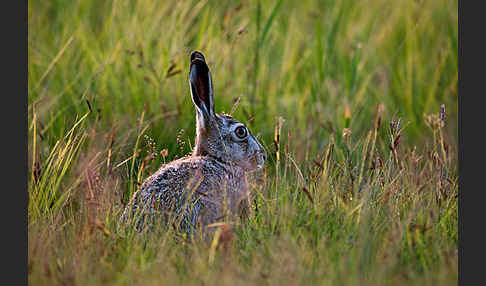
[28,0,457,163]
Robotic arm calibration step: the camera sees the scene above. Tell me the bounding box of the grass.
[28,0,458,285]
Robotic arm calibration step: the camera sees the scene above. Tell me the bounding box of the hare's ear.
[189,51,215,125]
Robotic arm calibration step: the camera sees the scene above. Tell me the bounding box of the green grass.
[28,0,458,285]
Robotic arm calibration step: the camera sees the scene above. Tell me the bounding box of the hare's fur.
[121,51,266,233]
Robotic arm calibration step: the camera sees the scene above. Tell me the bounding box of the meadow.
[28,0,458,285]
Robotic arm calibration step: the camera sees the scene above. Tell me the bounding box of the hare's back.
[137,155,226,204]
[140,156,203,194]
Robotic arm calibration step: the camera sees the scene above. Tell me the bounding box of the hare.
[121,51,267,234]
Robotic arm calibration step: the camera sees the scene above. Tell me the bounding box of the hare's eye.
[235,126,247,139]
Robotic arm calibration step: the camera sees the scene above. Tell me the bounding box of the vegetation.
[28,0,458,285]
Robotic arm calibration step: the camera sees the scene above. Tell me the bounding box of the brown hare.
[122,51,266,234]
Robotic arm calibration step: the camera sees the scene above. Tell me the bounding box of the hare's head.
[189,51,266,171]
